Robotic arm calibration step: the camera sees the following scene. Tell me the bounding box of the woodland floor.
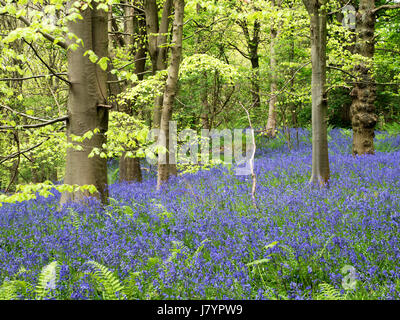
[0,128,400,300]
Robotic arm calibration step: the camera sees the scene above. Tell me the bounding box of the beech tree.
[302,0,330,186]
[108,1,146,182]
[60,3,109,204]
[2,0,400,203]
[157,0,185,189]
[265,0,282,137]
[144,0,173,128]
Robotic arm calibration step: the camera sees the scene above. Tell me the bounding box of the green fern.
[0,262,58,300]
[86,260,125,300]
[122,271,141,300]
[315,283,346,300]
[68,208,82,231]
[35,261,60,300]
[0,280,31,300]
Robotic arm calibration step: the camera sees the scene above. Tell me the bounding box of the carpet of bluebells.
[1,128,400,300]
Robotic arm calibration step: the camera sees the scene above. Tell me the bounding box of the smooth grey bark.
[157,0,185,189]
[60,5,109,204]
[303,0,330,186]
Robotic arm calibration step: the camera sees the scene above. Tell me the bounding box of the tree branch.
[0,73,67,82]
[327,65,357,79]
[0,116,68,130]
[24,40,71,86]
[373,3,400,14]
[0,104,50,122]
[0,138,49,165]
[228,41,251,59]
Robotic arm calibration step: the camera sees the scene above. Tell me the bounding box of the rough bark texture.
[157,0,185,189]
[303,0,330,186]
[60,5,109,205]
[350,0,377,155]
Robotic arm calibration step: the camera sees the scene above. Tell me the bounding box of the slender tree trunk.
[157,0,185,189]
[250,20,261,112]
[250,51,261,111]
[303,0,330,186]
[266,7,278,137]
[60,5,109,204]
[266,0,282,137]
[144,0,173,128]
[118,4,146,183]
[350,0,377,155]
[144,0,177,176]
[107,9,122,110]
[200,72,210,130]
[239,19,261,111]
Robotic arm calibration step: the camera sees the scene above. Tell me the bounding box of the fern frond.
[69,208,82,231]
[0,280,19,300]
[122,271,141,300]
[35,261,60,300]
[0,280,32,300]
[86,260,125,300]
[315,283,346,300]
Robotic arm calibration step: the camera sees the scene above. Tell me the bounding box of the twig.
[24,40,71,86]
[0,104,50,122]
[0,73,68,82]
[0,138,50,165]
[373,3,400,14]
[0,116,68,130]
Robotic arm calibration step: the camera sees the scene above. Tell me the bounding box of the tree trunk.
[238,19,261,111]
[200,72,210,130]
[157,0,185,190]
[144,0,173,127]
[303,0,330,186]
[266,0,282,137]
[350,0,377,155]
[118,3,146,183]
[250,52,261,111]
[60,5,109,205]
[120,155,142,182]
